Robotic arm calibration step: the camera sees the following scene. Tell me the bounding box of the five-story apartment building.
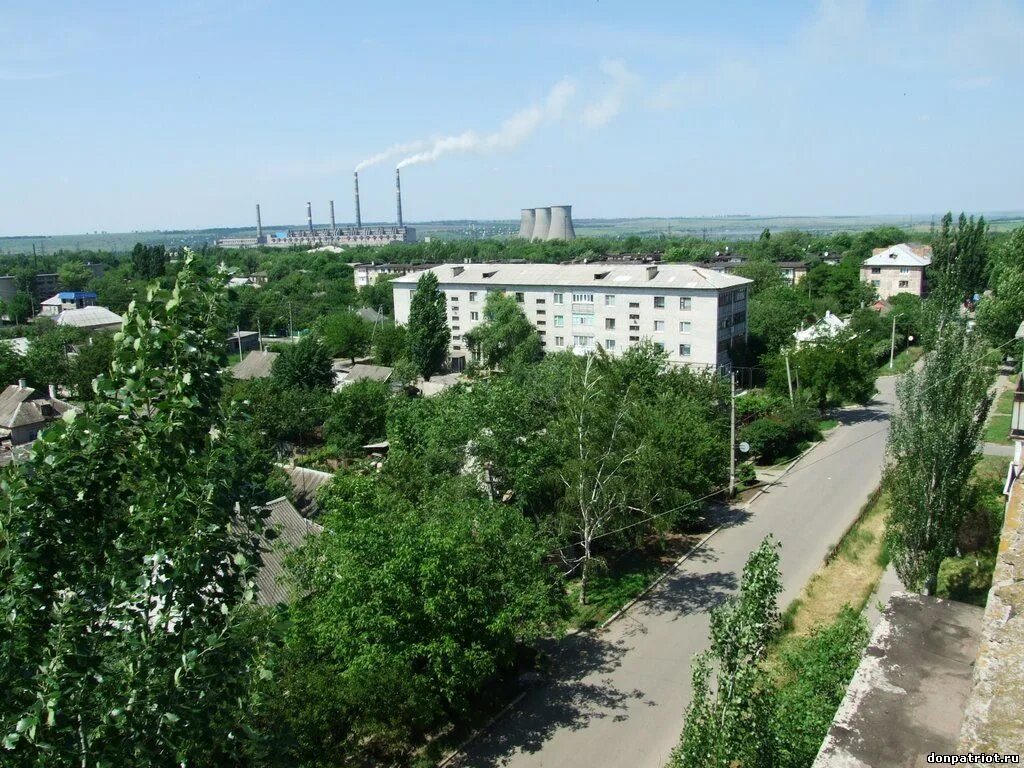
[392,263,752,370]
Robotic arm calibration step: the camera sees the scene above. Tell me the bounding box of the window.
[871,267,881,274]
[680,297,692,310]
[629,335,640,342]
[573,314,594,326]
[605,318,616,330]
[605,339,616,350]
[653,342,665,352]
[679,321,692,333]
[653,320,665,331]
[470,311,479,321]
[572,292,594,303]
[604,294,615,306]
[899,267,910,274]
[452,325,460,331]
[537,320,546,326]
[514,292,525,303]
[450,295,459,301]
[536,309,546,315]
[553,293,564,304]
[469,291,477,301]
[572,335,593,348]
[679,344,692,357]
[898,280,909,288]
[453,345,461,350]
[555,336,564,346]
[629,301,640,309]
[654,296,665,308]
[871,280,880,287]
[451,315,460,322]
[536,298,546,304]
[629,313,640,320]
[554,315,565,327]
[732,311,746,326]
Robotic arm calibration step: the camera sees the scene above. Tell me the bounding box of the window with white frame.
[653,296,665,308]
[679,321,692,333]
[572,314,594,326]
[680,297,692,310]
[605,339,616,350]
[572,292,594,303]
[605,318,615,330]
[470,311,479,321]
[679,344,691,357]
[604,294,615,306]
[654,320,665,331]
[555,336,564,346]
[469,291,477,301]
[572,335,593,348]
[554,315,565,327]
[553,293,564,304]
[899,267,910,274]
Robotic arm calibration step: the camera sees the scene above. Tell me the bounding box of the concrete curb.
[436,691,528,768]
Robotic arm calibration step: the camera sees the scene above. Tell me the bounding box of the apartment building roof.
[864,243,933,267]
[392,262,752,291]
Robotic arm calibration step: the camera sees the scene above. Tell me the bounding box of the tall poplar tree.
[406,271,449,380]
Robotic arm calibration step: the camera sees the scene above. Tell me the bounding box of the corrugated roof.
[252,496,323,606]
[863,243,933,267]
[391,262,752,291]
[281,464,334,516]
[0,384,72,429]
[231,350,278,380]
[343,363,393,383]
[54,306,123,329]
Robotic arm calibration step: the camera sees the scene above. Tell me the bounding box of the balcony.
[571,303,595,315]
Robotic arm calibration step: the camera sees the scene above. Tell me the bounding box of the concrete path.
[981,442,1014,457]
[451,377,896,768]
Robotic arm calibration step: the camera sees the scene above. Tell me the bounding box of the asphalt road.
[451,376,896,768]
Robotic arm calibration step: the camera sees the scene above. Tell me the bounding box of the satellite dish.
[739,442,750,454]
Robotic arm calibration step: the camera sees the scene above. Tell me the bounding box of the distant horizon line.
[5,209,1024,241]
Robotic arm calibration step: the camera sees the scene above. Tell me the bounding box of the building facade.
[392,263,751,370]
[353,262,441,288]
[860,243,932,300]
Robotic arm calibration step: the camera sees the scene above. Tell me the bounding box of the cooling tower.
[532,207,551,241]
[547,205,575,241]
[518,208,536,239]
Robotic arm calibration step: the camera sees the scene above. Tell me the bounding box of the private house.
[778,261,808,286]
[861,243,932,300]
[227,330,260,356]
[54,306,123,332]
[231,349,278,380]
[40,291,98,317]
[251,496,323,606]
[392,262,752,371]
[0,381,73,446]
[793,310,849,347]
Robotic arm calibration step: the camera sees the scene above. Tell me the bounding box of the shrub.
[741,418,792,464]
[936,554,996,606]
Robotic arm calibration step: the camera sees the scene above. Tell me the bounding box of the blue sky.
[2,0,1022,235]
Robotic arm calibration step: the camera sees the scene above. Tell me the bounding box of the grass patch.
[984,388,1015,445]
[818,418,839,432]
[781,488,889,638]
[877,345,923,376]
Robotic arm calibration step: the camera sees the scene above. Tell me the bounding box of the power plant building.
[392,262,750,371]
[216,171,415,249]
[518,205,575,241]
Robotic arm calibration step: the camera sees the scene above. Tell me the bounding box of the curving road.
[450,376,896,768]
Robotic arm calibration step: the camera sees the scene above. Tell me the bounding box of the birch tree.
[883,319,993,592]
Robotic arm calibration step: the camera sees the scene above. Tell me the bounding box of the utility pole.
[729,371,737,498]
[257,318,263,352]
[288,304,294,340]
[889,313,901,369]
[784,351,794,403]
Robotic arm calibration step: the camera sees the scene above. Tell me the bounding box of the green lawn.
[984,388,1015,445]
[818,418,839,432]
[877,346,923,376]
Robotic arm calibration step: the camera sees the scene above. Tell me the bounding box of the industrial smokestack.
[306,202,313,233]
[256,203,263,240]
[395,167,403,228]
[517,208,536,239]
[532,207,551,241]
[329,200,336,230]
[547,205,576,241]
[354,171,362,228]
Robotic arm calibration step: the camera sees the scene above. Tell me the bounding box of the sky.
[1,0,1023,235]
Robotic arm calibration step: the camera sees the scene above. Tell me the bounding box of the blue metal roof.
[58,291,97,300]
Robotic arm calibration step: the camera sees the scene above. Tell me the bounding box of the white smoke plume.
[354,139,430,172]
[395,77,577,169]
[581,59,639,128]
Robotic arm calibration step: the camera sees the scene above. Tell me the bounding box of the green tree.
[130,242,167,279]
[67,331,116,400]
[747,284,815,356]
[57,260,93,291]
[884,320,993,592]
[8,292,33,324]
[269,474,564,763]
[0,254,275,766]
[975,226,1024,349]
[770,331,875,411]
[464,291,543,370]
[359,273,396,316]
[733,260,785,295]
[232,377,330,446]
[317,311,371,364]
[323,379,392,455]
[24,326,78,390]
[931,212,988,299]
[406,271,449,380]
[672,537,782,768]
[373,322,407,367]
[0,342,26,387]
[271,334,335,391]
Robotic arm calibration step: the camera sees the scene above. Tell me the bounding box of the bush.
[741,418,792,464]
[771,607,870,768]
[936,554,996,606]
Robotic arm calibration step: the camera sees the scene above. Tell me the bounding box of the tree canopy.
[405,271,449,380]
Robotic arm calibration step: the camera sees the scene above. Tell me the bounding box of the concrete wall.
[861,265,926,300]
[393,280,748,370]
